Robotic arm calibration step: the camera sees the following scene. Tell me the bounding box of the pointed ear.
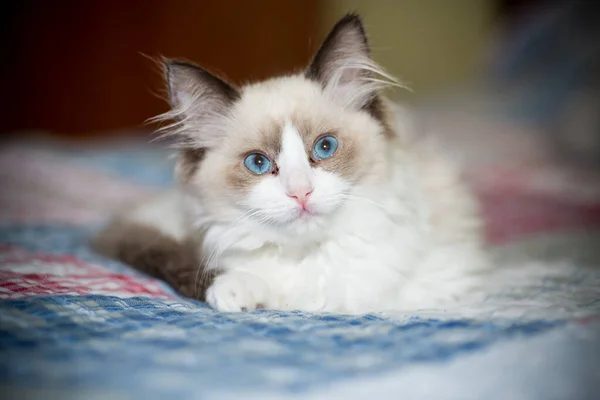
[154,60,240,148]
[306,14,392,111]
[166,60,239,111]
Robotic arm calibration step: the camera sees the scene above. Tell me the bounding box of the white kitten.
[94,14,489,314]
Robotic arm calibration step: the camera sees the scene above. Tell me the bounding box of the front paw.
[205,272,270,312]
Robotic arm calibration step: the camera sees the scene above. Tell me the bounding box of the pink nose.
[287,189,313,206]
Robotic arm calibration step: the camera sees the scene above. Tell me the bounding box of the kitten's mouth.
[295,206,314,220]
[299,209,312,218]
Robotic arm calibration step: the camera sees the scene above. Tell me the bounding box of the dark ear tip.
[336,13,366,33]
[328,13,368,48]
[339,13,363,25]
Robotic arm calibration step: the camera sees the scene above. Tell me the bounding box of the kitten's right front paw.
[205,272,270,312]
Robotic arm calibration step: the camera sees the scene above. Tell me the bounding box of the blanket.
[1,136,599,399]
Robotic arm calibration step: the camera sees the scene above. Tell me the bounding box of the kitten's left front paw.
[205,272,270,312]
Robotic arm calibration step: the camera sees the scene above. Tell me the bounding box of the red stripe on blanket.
[0,248,175,300]
[479,192,600,244]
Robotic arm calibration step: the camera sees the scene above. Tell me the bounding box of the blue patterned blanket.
[1,138,599,399]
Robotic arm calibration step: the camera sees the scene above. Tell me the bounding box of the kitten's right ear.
[157,60,240,148]
[166,60,239,112]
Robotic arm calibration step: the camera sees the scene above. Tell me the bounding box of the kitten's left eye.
[244,153,273,175]
[312,136,338,161]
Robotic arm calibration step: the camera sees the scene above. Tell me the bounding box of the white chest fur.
[201,187,467,314]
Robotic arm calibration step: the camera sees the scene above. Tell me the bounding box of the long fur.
[95,14,489,314]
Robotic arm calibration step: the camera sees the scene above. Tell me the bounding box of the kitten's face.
[159,14,397,237]
[188,77,388,235]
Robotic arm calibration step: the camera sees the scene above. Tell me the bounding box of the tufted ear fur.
[153,60,240,149]
[306,14,397,112]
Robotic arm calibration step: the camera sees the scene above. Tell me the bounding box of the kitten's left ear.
[306,14,391,111]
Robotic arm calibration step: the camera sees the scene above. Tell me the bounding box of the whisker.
[341,194,387,211]
[337,193,406,225]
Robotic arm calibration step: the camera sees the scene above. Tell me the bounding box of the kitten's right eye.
[244,153,273,175]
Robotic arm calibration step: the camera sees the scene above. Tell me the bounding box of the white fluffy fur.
[112,15,489,314]
[203,125,485,313]
[129,89,488,314]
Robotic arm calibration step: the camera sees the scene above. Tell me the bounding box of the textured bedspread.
[1,137,599,399]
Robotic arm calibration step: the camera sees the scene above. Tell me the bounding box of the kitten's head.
[157,14,399,238]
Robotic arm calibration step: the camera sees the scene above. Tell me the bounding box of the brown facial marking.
[257,118,283,156]
[315,134,360,181]
[225,118,283,191]
[226,159,259,191]
[219,97,386,194]
[291,114,363,182]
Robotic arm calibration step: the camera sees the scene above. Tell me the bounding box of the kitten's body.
[94,15,489,314]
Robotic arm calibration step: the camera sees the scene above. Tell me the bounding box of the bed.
[1,132,599,399]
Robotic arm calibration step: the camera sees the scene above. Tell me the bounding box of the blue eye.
[312,136,338,160]
[244,153,273,175]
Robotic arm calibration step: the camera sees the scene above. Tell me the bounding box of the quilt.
[1,135,599,399]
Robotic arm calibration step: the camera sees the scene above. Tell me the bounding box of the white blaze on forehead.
[277,122,313,193]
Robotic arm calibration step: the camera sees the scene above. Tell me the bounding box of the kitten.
[94,14,489,314]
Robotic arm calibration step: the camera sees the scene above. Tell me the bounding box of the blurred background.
[2,0,599,168]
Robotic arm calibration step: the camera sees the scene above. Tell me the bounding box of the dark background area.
[0,0,553,139]
[1,1,319,137]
